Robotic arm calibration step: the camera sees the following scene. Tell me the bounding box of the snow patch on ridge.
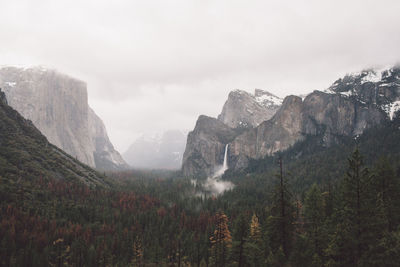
[254,89,283,107]
[361,70,382,84]
[385,100,400,120]
[5,82,16,87]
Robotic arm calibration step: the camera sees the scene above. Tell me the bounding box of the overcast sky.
[1,0,400,153]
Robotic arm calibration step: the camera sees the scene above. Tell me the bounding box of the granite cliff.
[0,66,127,171]
[183,89,282,177]
[182,67,400,177]
[218,89,282,128]
[182,115,239,178]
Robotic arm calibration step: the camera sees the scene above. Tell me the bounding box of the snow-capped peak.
[360,69,384,84]
[254,89,282,107]
[322,66,400,120]
[229,89,283,107]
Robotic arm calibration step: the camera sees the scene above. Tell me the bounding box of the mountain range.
[182,66,400,178]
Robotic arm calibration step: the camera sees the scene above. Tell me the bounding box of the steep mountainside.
[182,66,400,177]
[230,95,304,169]
[182,115,239,177]
[217,89,282,128]
[183,89,281,177]
[0,66,127,171]
[123,130,187,170]
[0,88,109,186]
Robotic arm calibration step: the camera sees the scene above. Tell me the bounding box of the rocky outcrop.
[182,67,400,177]
[301,91,385,142]
[123,130,187,170]
[0,66,128,171]
[230,95,304,168]
[218,89,282,128]
[182,115,239,177]
[89,108,128,171]
[325,67,400,120]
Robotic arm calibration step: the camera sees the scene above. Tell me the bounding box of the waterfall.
[212,144,229,178]
[202,143,234,195]
[221,143,229,172]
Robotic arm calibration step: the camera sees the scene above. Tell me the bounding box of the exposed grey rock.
[218,89,282,128]
[182,115,239,177]
[301,91,385,138]
[89,108,128,171]
[182,66,400,177]
[123,130,187,170]
[230,95,304,168]
[0,66,128,171]
[325,66,400,120]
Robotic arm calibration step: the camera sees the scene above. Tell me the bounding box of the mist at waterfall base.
[192,145,235,196]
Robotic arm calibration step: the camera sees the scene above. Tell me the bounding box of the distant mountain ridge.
[123,130,187,170]
[182,66,400,177]
[0,66,128,171]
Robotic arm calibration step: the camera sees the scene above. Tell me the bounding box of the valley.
[1,66,400,266]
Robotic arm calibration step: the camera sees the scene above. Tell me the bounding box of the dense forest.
[1,119,400,266]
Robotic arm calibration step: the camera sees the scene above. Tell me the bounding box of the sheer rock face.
[217,89,282,128]
[230,95,304,169]
[182,67,400,177]
[301,91,385,141]
[324,67,400,120]
[0,66,127,171]
[182,115,238,177]
[88,108,128,171]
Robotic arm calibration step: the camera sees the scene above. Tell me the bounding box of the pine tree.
[231,214,248,267]
[366,228,400,267]
[266,156,295,259]
[210,211,232,267]
[373,157,400,232]
[130,237,143,267]
[303,183,326,260]
[250,214,262,241]
[327,149,382,266]
[246,213,263,266]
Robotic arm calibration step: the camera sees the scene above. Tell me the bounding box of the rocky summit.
[0,66,128,171]
[218,89,282,128]
[182,67,400,178]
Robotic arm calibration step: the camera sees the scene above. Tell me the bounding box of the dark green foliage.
[265,158,295,259]
[372,157,400,232]
[230,213,248,267]
[302,184,328,262]
[0,88,110,187]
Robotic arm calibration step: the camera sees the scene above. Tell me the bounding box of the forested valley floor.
[1,119,400,266]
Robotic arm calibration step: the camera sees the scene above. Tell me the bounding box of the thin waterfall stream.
[204,144,234,195]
